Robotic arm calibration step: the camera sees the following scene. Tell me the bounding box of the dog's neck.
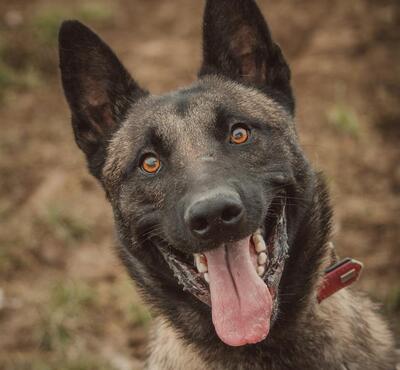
[275,172,333,328]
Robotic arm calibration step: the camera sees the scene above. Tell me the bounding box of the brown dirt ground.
[0,0,399,369]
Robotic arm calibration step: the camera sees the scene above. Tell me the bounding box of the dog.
[58,0,396,369]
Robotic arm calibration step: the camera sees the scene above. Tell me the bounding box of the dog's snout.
[184,189,244,240]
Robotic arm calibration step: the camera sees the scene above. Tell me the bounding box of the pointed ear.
[199,0,293,111]
[59,21,147,179]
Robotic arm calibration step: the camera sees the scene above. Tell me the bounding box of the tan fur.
[147,318,208,370]
[146,293,394,370]
[146,246,395,370]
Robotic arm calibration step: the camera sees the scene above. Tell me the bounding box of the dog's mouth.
[157,198,289,347]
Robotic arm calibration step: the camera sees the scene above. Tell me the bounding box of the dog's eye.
[230,125,250,145]
[140,154,161,174]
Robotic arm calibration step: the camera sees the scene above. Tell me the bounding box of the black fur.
[59,21,147,180]
[199,0,294,113]
[59,1,395,369]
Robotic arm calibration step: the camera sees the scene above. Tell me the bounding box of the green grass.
[33,4,114,46]
[0,62,14,90]
[383,285,400,339]
[111,278,152,328]
[23,280,126,370]
[0,204,90,275]
[385,285,400,314]
[3,354,117,370]
[51,355,116,370]
[0,53,41,100]
[0,33,40,98]
[0,242,26,274]
[77,3,114,25]
[37,280,97,351]
[42,205,91,244]
[0,203,90,274]
[50,280,96,313]
[0,62,40,99]
[0,3,115,100]
[126,303,152,328]
[327,104,360,138]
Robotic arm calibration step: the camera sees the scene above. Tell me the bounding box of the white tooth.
[254,228,262,236]
[194,253,208,273]
[204,272,210,283]
[257,252,267,265]
[253,234,267,252]
[252,233,261,243]
[257,265,265,277]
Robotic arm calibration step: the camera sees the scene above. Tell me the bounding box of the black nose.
[184,189,245,240]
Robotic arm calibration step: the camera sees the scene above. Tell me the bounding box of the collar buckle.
[317,257,363,303]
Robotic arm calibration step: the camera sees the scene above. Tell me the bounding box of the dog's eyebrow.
[146,126,169,154]
[123,127,170,178]
[214,106,231,131]
[214,105,264,135]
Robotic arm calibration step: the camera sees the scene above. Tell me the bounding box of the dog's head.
[59,0,318,347]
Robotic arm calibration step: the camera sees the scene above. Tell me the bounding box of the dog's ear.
[199,0,293,111]
[59,21,147,179]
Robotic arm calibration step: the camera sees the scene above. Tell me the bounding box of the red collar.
[317,257,363,303]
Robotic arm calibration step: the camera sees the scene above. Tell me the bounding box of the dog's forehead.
[125,77,291,138]
[104,77,293,183]
[144,85,218,137]
[119,86,217,160]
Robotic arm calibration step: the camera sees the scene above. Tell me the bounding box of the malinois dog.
[59,0,396,368]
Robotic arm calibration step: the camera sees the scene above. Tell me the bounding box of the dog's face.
[60,0,313,348]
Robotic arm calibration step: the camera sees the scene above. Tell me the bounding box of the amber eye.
[141,154,161,174]
[230,125,250,145]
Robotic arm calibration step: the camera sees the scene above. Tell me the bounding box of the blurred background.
[0,0,399,369]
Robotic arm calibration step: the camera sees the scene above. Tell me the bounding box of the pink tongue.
[204,237,272,347]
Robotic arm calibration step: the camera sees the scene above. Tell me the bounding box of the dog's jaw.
[157,197,289,346]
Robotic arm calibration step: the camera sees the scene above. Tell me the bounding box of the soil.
[0,0,399,369]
